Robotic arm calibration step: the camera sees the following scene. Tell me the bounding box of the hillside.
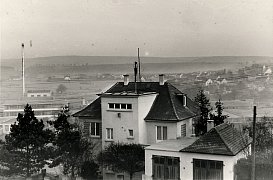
[1,56,273,80]
[2,56,273,68]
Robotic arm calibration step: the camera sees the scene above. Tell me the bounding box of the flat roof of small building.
[145,137,198,152]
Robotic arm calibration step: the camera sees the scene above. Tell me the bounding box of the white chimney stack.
[82,98,86,106]
[159,74,164,85]
[123,74,129,86]
[207,119,214,132]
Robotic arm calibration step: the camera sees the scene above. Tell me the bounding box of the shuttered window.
[193,159,223,180]
[152,155,180,180]
[181,124,186,137]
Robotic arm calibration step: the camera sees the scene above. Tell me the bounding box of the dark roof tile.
[73,82,199,121]
[72,98,101,119]
[181,123,251,155]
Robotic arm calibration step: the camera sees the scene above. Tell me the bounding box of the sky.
[1,0,273,59]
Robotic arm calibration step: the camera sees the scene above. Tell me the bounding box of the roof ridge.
[166,83,180,121]
[72,97,100,117]
[144,95,159,120]
[105,82,120,93]
[215,124,234,155]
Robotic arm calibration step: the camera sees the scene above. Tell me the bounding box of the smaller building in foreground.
[144,123,251,180]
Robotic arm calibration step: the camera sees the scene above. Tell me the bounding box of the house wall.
[144,149,248,180]
[0,124,11,134]
[146,122,177,145]
[137,95,157,145]
[101,94,156,148]
[176,118,193,138]
[77,117,102,154]
[144,149,182,180]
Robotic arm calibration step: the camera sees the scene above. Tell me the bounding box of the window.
[90,122,100,137]
[181,124,186,137]
[193,159,223,180]
[106,128,113,140]
[128,129,134,138]
[152,155,180,180]
[121,104,126,109]
[156,126,167,141]
[43,94,47,97]
[115,104,120,109]
[108,103,132,110]
[31,95,34,97]
[109,103,114,109]
[127,104,132,109]
[5,125,9,132]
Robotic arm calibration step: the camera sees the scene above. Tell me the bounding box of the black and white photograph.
[1,0,273,179]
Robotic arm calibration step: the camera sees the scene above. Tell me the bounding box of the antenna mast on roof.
[134,61,138,93]
[138,48,141,82]
[21,43,25,96]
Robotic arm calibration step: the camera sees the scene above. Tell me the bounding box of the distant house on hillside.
[144,123,251,180]
[205,79,213,86]
[264,68,272,76]
[64,75,71,81]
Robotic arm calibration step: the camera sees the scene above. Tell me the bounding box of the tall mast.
[134,61,138,93]
[138,48,141,82]
[22,43,25,96]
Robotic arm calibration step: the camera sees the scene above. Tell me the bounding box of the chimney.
[82,98,86,106]
[207,119,214,132]
[159,74,164,85]
[123,74,129,86]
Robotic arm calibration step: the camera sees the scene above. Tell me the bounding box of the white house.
[264,68,272,76]
[144,123,251,180]
[27,90,52,98]
[73,74,199,180]
[205,79,213,86]
[0,117,17,135]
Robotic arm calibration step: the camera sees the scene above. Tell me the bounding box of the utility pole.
[138,48,141,82]
[22,43,25,96]
[251,106,256,180]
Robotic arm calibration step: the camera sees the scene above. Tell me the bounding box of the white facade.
[144,148,248,180]
[101,93,157,148]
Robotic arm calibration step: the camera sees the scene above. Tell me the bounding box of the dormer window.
[183,95,187,106]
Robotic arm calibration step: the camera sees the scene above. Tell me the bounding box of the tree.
[194,89,212,136]
[210,99,228,126]
[49,111,96,179]
[98,143,145,180]
[80,160,99,180]
[234,117,273,179]
[244,116,273,153]
[2,104,54,177]
[56,84,67,94]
